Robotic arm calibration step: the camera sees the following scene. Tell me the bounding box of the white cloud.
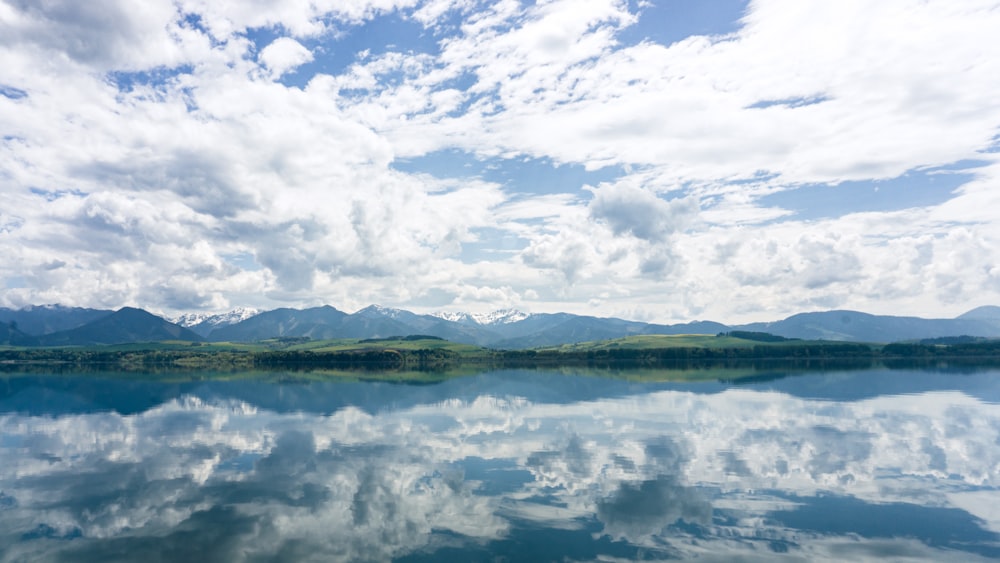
[258,37,314,78]
[355,0,999,191]
[0,0,209,70]
[587,183,698,242]
[410,0,475,27]
[178,0,422,38]
[1,0,999,320]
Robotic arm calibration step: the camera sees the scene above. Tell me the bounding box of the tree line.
[2,338,1000,373]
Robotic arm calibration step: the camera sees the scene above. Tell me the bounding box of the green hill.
[537,333,803,352]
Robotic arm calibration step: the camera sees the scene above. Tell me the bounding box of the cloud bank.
[1,0,999,322]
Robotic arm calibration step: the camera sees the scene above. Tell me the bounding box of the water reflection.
[2,368,1000,561]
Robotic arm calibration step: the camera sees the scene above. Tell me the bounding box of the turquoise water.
[2,367,1000,561]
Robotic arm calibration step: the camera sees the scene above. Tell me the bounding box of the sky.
[1,0,999,323]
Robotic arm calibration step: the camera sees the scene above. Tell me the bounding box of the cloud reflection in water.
[1,372,1000,561]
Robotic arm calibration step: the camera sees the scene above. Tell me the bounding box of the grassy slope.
[12,334,994,383]
[2,334,862,356]
[534,334,849,352]
[298,338,486,354]
[288,334,854,357]
[67,337,487,353]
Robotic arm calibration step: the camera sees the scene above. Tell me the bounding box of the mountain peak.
[958,305,1000,321]
[115,306,157,317]
[472,309,530,325]
[431,311,471,323]
[21,304,67,311]
[356,304,406,318]
[37,307,202,345]
[172,307,260,329]
[431,309,530,326]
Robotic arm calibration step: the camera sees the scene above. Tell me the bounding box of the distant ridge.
[37,307,203,346]
[737,309,1000,342]
[207,306,349,342]
[0,305,112,335]
[206,305,496,344]
[0,321,37,346]
[202,305,1000,347]
[3,303,1000,347]
[959,306,1000,321]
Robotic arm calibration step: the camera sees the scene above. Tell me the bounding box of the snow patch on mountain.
[474,309,530,325]
[433,312,473,323]
[172,307,259,328]
[171,313,209,327]
[356,305,407,319]
[432,309,530,325]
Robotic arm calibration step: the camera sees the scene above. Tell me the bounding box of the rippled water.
[2,366,1000,562]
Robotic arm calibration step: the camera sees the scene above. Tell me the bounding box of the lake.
[2,365,1000,561]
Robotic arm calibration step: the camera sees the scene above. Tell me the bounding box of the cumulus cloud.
[410,0,475,28]
[0,0,204,70]
[588,183,698,242]
[369,0,1000,186]
[259,37,314,78]
[178,0,423,39]
[1,0,999,320]
[0,4,507,312]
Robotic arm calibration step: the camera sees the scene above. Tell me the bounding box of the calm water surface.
[2,366,1000,562]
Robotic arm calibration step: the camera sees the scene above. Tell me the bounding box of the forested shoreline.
[1,338,999,374]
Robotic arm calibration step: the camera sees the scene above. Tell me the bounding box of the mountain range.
[0,307,204,346]
[1,304,999,348]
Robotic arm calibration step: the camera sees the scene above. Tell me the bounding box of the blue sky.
[1,0,999,323]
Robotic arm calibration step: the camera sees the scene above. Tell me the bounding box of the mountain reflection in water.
[2,367,1000,562]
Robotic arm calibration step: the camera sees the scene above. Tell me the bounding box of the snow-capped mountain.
[432,309,531,325]
[6,303,1000,347]
[472,309,531,325]
[355,305,407,319]
[431,311,472,323]
[172,307,260,336]
[171,312,212,327]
